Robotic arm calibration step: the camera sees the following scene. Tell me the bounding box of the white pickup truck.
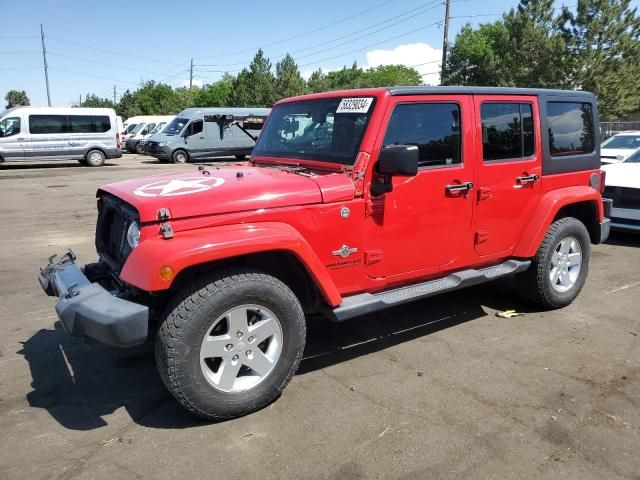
[602,149,640,231]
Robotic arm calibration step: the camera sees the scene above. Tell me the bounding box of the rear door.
[364,95,476,278]
[473,95,542,256]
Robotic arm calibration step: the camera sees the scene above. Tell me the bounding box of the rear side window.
[547,102,595,157]
[68,115,95,133]
[0,117,21,137]
[481,103,534,161]
[383,103,461,167]
[29,115,67,134]
[94,116,111,132]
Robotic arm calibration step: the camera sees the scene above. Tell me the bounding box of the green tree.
[230,49,277,107]
[197,74,234,106]
[562,0,640,119]
[275,54,306,100]
[358,64,422,87]
[5,89,30,109]
[116,89,140,118]
[80,94,115,109]
[134,81,178,114]
[306,69,330,93]
[444,22,510,85]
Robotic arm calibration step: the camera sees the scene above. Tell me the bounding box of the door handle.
[17,137,25,141]
[446,182,474,193]
[516,174,539,185]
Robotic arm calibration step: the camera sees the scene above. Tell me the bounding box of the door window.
[68,115,95,133]
[94,116,111,132]
[0,117,21,137]
[547,102,595,157]
[383,103,461,168]
[190,120,203,136]
[481,103,534,161]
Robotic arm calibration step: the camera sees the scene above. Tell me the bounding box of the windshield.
[150,122,166,134]
[602,134,640,149]
[124,123,137,134]
[252,97,375,165]
[131,123,146,134]
[624,149,640,163]
[163,117,189,135]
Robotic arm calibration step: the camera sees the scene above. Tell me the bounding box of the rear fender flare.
[120,221,342,306]
[513,186,603,258]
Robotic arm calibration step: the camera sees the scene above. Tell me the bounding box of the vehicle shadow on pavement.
[605,231,639,247]
[18,282,529,430]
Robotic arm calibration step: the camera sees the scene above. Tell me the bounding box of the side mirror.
[377,145,419,176]
[371,145,419,196]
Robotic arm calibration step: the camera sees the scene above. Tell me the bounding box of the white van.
[124,115,173,153]
[0,107,122,166]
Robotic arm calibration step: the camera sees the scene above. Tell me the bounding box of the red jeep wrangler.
[39,87,610,419]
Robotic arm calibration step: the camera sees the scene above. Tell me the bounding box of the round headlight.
[159,141,169,147]
[126,222,140,249]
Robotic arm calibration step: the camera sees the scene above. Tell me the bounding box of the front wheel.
[135,142,145,154]
[517,217,591,309]
[155,269,306,420]
[171,149,188,164]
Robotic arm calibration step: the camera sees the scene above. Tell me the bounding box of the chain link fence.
[600,122,640,140]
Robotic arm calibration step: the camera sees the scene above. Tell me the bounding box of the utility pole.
[189,58,194,89]
[40,24,51,106]
[79,94,82,106]
[440,0,451,85]
[113,85,117,104]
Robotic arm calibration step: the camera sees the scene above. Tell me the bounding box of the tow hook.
[158,208,174,240]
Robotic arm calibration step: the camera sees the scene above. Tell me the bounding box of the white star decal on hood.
[134,177,225,197]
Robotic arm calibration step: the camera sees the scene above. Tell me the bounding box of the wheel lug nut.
[248,336,254,343]
[225,343,233,351]
[246,350,252,357]
[232,355,239,361]
[236,331,243,339]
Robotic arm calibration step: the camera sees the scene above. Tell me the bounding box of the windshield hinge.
[157,208,174,240]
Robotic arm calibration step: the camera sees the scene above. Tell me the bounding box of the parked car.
[602,148,640,231]
[0,106,121,166]
[136,120,171,154]
[600,131,640,163]
[124,115,174,153]
[145,107,270,163]
[39,87,609,420]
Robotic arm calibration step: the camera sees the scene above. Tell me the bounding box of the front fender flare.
[120,222,342,306]
[513,186,603,258]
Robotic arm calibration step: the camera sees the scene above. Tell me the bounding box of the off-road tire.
[171,149,188,164]
[517,217,591,309]
[85,149,106,167]
[155,269,306,420]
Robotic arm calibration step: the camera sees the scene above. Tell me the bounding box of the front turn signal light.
[159,266,175,282]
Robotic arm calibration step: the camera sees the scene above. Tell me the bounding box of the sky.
[1,0,638,107]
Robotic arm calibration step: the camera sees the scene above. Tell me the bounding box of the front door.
[364,95,475,279]
[473,96,542,256]
[0,115,25,160]
[184,118,206,159]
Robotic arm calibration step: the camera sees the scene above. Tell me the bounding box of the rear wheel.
[85,149,105,167]
[517,217,591,309]
[155,269,306,420]
[171,149,188,164]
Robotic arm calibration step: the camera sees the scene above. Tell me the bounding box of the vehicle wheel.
[517,217,591,309]
[85,149,106,167]
[171,149,188,164]
[155,269,306,420]
[235,154,247,160]
[77,159,87,166]
[135,142,145,154]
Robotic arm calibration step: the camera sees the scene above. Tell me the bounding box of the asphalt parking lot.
[0,154,639,480]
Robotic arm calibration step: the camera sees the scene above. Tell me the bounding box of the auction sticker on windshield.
[336,97,373,114]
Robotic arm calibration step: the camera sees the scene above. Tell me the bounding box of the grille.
[604,186,640,210]
[146,141,159,153]
[96,195,137,270]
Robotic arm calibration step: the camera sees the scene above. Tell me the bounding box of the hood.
[99,165,354,222]
[602,162,640,189]
[601,148,635,162]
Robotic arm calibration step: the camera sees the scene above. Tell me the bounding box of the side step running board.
[330,259,531,322]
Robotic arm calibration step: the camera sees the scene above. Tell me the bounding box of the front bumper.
[602,197,640,232]
[38,251,148,347]
[147,145,172,160]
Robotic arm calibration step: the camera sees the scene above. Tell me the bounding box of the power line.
[195,0,397,60]
[47,36,183,66]
[48,51,167,76]
[198,0,442,68]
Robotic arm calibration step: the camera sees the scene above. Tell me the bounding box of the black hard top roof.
[389,86,595,99]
